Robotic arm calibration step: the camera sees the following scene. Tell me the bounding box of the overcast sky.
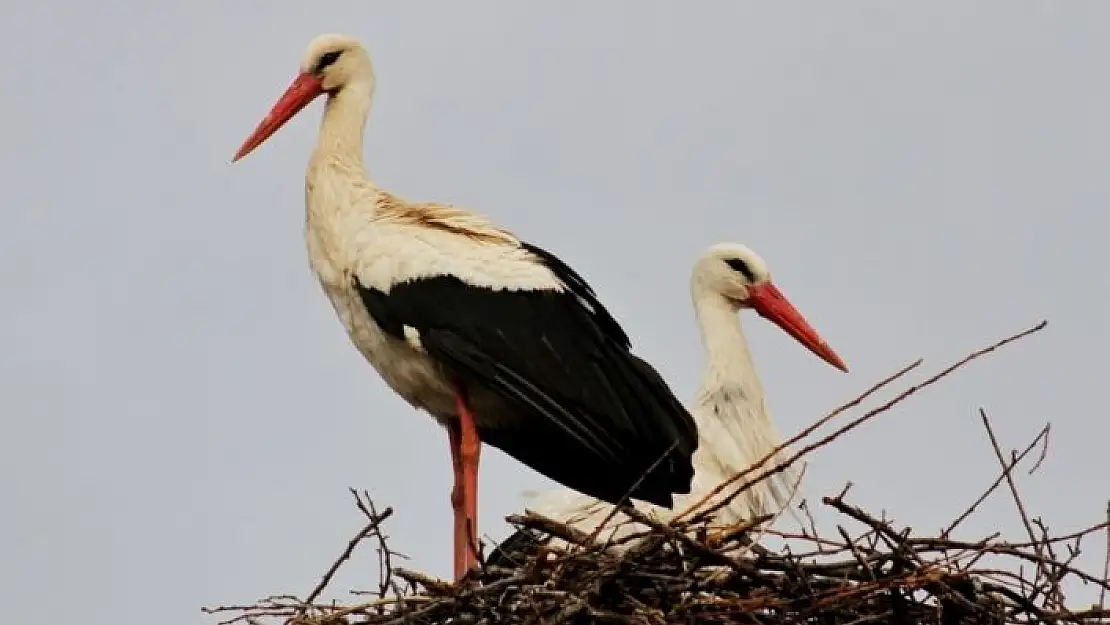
[3,2,1108,623]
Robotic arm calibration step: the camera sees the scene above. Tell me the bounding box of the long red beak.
[233,73,324,163]
[746,282,849,373]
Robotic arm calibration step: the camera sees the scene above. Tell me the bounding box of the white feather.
[402,325,423,351]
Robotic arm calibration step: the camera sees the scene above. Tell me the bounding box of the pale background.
[2,2,1108,623]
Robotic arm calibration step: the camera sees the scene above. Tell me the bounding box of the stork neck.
[691,286,766,405]
[306,80,377,226]
[313,81,372,169]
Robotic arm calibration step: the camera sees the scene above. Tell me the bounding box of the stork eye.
[725,258,755,281]
[316,51,342,72]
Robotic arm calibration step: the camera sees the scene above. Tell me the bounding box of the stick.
[942,422,1050,538]
[979,409,1050,600]
[304,490,394,605]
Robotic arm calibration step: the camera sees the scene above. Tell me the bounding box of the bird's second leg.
[447,421,468,581]
[447,390,482,580]
[454,389,482,577]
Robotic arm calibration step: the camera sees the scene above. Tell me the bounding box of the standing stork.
[231,34,698,580]
[497,242,847,558]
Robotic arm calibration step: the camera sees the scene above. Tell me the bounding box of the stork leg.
[447,422,467,580]
[447,389,481,580]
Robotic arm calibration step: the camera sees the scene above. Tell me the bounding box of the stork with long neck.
[231,34,699,581]
[505,243,847,554]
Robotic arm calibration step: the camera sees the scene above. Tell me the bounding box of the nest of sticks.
[204,320,1110,625]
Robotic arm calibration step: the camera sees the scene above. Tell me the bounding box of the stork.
[231,34,699,580]
[496,242,847,558]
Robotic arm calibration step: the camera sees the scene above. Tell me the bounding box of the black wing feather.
[486,528,545,569]
[425,329,617,460]
[520,241,630,348]
[355,245,697,508]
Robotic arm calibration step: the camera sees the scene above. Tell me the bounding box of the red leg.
[454,390,482,578]
[446,421,467,581]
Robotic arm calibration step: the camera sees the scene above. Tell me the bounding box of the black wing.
[486,528,545,569]
[356,244,697,508]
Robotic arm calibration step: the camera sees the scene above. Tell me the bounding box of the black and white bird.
[495,243,847,560]
[231,34,698,580]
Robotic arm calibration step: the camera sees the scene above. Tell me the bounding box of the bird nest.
[203,320,1110,625]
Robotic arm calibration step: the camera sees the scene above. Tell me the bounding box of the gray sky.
[3,2,1108,622]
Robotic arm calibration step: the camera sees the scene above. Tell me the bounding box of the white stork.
[231,34,699,580]
[496,242,847,557]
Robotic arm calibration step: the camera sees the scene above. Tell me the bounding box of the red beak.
[233,72,324,163]
[746,282,848,373]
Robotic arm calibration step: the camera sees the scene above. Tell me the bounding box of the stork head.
[233,34,375,162]
[694,243,848,373]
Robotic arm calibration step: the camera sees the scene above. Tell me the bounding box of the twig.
[979,409,1049,599]
[1002,520,1109,548]
[578,439,681,550]
[361,493,396,600]
[1029,424,1051,475]
[742,462,808,553]
[304,490,394,605]
[799,498,823,542]
[943,422,1051,538]
[1101,501,1110,613]
[905,537,1110,591]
